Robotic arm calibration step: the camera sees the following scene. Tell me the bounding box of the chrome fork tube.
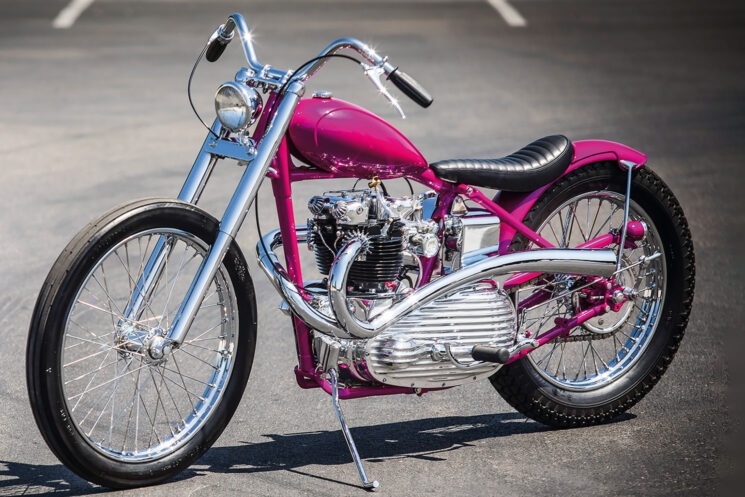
[167,82,305,346]
[178,120,224,204]
[123,120,223,322]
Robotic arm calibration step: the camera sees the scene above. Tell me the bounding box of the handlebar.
[205,14,286,82]
[204,13,433,109]
[387,68,433,108]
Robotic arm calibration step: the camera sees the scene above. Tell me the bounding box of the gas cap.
[312,90,333,99]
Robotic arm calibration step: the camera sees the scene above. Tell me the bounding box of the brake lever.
[361,60,406,119]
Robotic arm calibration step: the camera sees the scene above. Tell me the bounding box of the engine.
[304,187,518,389]
[306,188,439,294]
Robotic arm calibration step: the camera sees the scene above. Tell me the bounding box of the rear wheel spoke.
[521,190,666,391]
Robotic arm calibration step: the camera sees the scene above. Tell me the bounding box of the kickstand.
[329,369,379,491]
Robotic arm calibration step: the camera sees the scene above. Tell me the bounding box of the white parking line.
[52,0,97,29]
[487,0,527,27]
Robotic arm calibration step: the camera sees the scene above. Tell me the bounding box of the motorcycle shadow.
[0,411,634,494]
[192,411,635,488]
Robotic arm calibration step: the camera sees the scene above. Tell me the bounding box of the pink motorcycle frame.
[249,94,649,400]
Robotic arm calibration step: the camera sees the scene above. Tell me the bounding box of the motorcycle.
[26,13,695,490]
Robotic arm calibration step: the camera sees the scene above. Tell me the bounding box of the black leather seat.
[430,135,573,192]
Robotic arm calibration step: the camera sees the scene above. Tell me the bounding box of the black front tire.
[26,199,257,488]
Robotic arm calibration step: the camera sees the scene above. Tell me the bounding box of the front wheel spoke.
[64,331,116,351]
[65,356,123,385]
[67,317,113,342]
[180,341,222,354]
[181,318,227,347]
[161,362,213,388]
[64,333,141,357]
[176,348,219,370]
[158,367,208,402]
[153,366,185,425]
[158,243,192,330]
[83,358,133,432]
[199,302,225,310]
[184,336,226,344]
[116,244,168,323]
[63,347,114,369]
[147,366,172,444]
[90,271,124,322]
[63,342,144,368]
[71,350,113,411]
[124,234,155,317]
[121,366,144,453]
[67,362,149,401]
[137,392,162,446]
[171,354,197,413]
[75,299,125,322]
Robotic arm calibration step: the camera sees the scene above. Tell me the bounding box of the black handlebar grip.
[471,345,510,364]
[205,36,229,62]
[388,68,433,108]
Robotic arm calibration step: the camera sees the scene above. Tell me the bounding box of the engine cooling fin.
[363,283,517,388]
[313,224,405,289]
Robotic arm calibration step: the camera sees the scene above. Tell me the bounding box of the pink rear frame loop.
[266,131,647,399]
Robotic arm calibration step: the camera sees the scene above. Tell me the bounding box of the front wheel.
[26,199,257,488]
[490,162,695,427]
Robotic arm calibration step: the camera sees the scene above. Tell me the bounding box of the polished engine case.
[363,282,516,388]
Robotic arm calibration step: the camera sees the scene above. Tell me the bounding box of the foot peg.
[471,345,510,364]
[472,339,540,364]
[329,369,380,491]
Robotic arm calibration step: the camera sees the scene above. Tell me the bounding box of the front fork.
[123,81,305,351]
[122,120,223,323]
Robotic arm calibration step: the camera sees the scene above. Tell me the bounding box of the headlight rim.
[214,81,263,133]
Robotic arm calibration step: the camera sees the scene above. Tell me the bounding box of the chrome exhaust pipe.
[328,238,617,338]
[257,229,352,338]
[257,228,617,340]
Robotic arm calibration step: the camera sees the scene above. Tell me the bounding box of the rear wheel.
[490,162,694,427]
[27,199,257,488]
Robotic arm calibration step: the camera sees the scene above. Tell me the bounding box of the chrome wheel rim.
[522,191,666,392]
[61,229,238,462]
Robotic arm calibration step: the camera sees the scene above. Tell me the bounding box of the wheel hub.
[115,324,170,364]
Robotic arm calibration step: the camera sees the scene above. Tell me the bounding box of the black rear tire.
[26,199,257,488]
[490,162,695,427]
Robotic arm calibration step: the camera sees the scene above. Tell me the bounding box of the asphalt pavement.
[1,0,743,495]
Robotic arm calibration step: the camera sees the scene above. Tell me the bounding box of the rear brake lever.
[362,59,406,119]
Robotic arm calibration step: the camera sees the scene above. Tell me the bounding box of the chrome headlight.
[214,82,263,132]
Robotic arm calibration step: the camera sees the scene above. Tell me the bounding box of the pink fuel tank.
[287,97,428,178]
